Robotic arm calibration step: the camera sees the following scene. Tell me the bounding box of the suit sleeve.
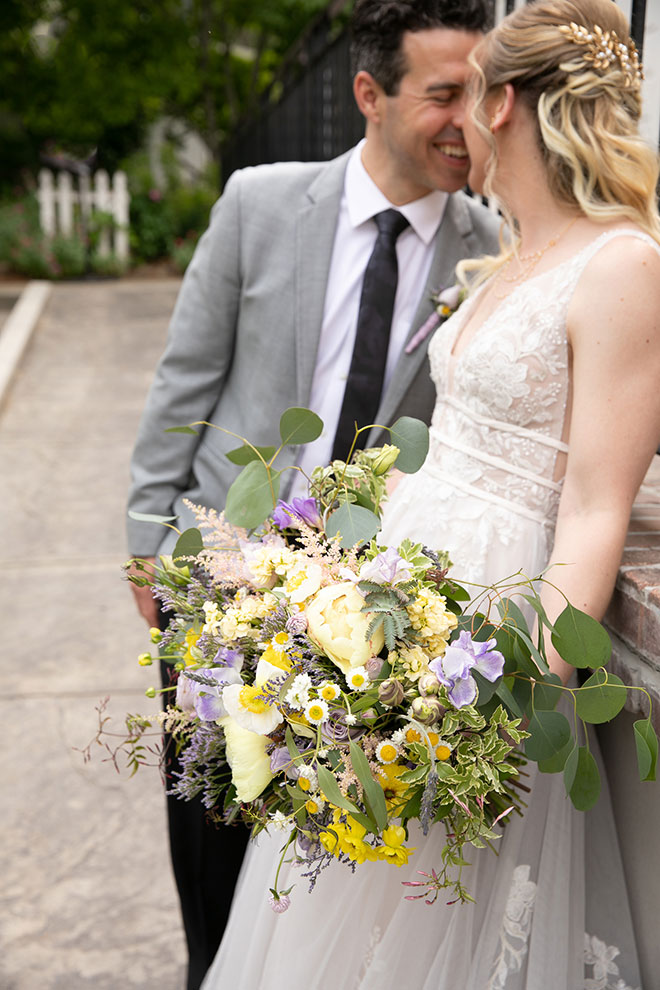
[126,171,243,556]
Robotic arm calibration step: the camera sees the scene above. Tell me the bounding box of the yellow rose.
[305,582,385,677]
[219,716,273,802]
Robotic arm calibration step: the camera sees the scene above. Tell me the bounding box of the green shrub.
[52,234,86,278]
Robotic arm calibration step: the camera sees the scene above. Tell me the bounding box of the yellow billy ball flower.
[435,742,452,761]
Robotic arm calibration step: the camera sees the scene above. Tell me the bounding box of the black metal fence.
[221,0,652,181]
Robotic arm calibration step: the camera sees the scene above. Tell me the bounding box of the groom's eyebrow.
[425,82,464,94]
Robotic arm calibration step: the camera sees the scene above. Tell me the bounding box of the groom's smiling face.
[372,28,481,202]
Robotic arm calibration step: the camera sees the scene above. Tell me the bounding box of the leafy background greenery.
[0,0,332,277]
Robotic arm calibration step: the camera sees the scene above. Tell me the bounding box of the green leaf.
[128,510,178,524]
[284,727,302,767]
[564,745,601,810]
[172,527,204,564]
[388,417,429,473]
[279,407,323,446]
[225,444,277,466]
[316,765,363,819]
[349,741,388,831]
[525,709,572,762]
[164,425,198,435]
[633,717,658,782]
[472,669,499,706]
[532,673,563,711]
[551,604,611,669]
[224,461,281,529]
[325,503,381,549]
[495,678,524,718]
[575,670,627,724]
[538,735,575,774]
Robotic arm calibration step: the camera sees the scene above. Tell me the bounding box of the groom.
[127,0,498,986]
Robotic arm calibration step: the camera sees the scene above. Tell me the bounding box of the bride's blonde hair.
[458,0,660,289]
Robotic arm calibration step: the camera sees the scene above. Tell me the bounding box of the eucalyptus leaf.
[164,425,198,435]
[495,678,524,719]
[564,745,601,810]
[224,461,281,529]
[551,603,611,669]
[128,510,178,524]
[525,709,571,762]
[538,735,574,774]
[325,503,381,549]
[389,417,430,473]
[316,765,363,819]
[279,407,323,446]
[350,741,388,831]
[172,527,204,565]
[225,444,277,466]
[533,673,563,711]
[472,668,499,706]
[575,670,627,724]
[633,717,658,782]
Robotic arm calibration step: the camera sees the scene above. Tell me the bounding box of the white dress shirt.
[291,141,447,496]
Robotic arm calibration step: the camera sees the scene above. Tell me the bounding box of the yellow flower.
[378,825,416,866]
[376,741,399,764]
[319,681,340,702]
[223,682,283,734]
[306,583,385,677]
[406,589,458,655]
[219,717,273,802]
[377,763,411,813]
[183,628,201,666]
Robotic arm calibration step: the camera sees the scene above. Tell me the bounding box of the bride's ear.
[489,83,515,134]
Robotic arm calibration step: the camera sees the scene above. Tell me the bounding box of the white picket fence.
[36,168,130,261]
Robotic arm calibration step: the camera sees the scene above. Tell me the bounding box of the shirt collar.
[344,139,448,246]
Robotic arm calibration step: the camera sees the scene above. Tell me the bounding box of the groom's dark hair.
[350,0,492,94]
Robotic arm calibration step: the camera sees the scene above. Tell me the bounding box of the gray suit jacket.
[127,149,500,556]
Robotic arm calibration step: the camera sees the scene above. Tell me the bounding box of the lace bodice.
[426,229,660,532]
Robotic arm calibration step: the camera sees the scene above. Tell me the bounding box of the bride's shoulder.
[568,224,660,349]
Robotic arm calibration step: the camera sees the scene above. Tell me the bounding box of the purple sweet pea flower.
[177,665,243,721]
[429,631,504,709]
[272,497,322,530]
[359,547,412,586]
[212,646,244,671]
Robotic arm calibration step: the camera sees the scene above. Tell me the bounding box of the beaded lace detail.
[427,230,660,536]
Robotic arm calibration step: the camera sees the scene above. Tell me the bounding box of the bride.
[202,1,660,987]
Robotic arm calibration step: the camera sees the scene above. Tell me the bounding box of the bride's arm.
[542,236,660,683]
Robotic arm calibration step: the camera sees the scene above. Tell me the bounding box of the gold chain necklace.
[493,217,578,300]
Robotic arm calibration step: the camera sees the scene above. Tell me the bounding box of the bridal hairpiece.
[558,21,643,91]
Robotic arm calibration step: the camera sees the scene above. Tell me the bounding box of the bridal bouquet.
[120,407,657,908]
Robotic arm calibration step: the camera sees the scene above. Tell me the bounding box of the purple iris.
[272,497,322,530]
[212,646,244,671]
[429,631,504,709]
[359,547,411,586]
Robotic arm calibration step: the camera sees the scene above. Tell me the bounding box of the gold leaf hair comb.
[558,21,643,90]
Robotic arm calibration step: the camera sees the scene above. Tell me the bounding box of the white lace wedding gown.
[202,230,654,990]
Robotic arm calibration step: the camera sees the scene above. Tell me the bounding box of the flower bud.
[268,892,291,913]
[365,656,384,679]
[371,444,400,476]
[149,627,163,644]
[418,672,441,697]
[145,687,157,699]
[411,695,445,726]
[378,678,405,708]
[138,652,153,667]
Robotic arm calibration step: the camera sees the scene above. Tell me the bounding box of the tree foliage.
[1,0,329,188]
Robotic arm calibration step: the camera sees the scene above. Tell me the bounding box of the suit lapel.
[295,152,352,407]
[375,192,475,427]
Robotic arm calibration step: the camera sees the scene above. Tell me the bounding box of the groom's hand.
[127,556,159,628]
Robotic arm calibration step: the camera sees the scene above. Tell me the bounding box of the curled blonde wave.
[457,0,660,292]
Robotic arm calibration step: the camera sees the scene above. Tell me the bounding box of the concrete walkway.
[0,280,187,989]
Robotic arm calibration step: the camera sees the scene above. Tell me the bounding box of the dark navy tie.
[331,209,410,461]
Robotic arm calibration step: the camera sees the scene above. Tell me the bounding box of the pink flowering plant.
[111,408,657,909]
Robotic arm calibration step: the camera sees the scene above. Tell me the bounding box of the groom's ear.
[354,71,386,123]
[489,83,516,133]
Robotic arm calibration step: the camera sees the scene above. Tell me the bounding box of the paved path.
[0,280,188,989]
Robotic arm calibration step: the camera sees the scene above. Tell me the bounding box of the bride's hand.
[386,468,404,496]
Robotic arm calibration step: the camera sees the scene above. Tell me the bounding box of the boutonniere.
[405,284,466,354]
